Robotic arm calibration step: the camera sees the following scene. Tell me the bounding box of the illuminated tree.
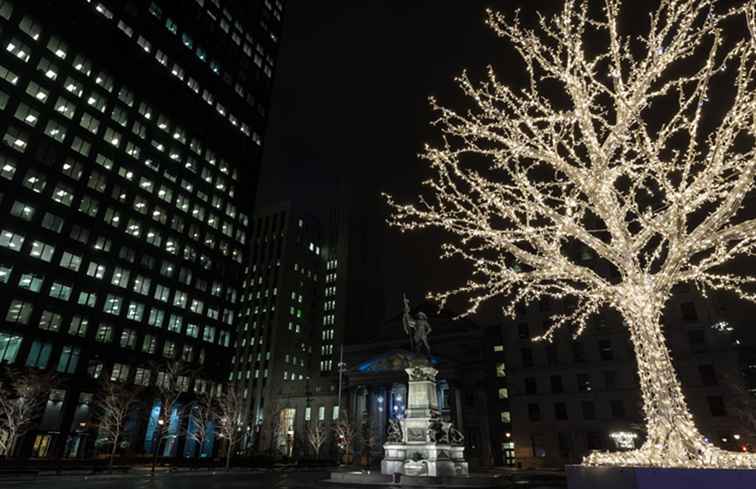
[387,0,756,468]
[0,369,53,457]
[94,378,141,469]
[306,421,328,460]
[215,383,247,471]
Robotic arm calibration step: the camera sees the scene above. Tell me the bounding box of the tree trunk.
[225,440,232,471]
[109,435,118,471]
[585,297,756,467]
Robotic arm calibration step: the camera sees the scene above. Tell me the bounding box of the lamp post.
[79,421,88,460]
[337,344,346,418]
[151,417,165,475]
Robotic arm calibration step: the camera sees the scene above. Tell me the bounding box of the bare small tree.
[306,421,328,460]
[333,413,357,464]
[215,383,247,471]
[150,362,192,473]
[183,396,215,461]
[0,369,53,457]
[94,378,140,470]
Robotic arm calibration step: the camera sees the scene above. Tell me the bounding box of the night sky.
[254,1,656,324]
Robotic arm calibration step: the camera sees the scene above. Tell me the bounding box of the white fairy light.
[386,0,756,469]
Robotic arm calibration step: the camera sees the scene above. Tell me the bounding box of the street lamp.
[337,344,346,419]
[151,417,166,475]
[79,421,88,459]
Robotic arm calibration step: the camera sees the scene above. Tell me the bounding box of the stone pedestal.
[566,465,756,489]
[380,362,469,477]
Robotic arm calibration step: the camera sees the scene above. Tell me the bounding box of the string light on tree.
[386,0,756,469]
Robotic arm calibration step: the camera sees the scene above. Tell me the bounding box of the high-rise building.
[236,203,325,454]
[0,0,283,458]
[235,200,386,455]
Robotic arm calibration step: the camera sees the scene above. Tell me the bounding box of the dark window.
[681,301,698,321]
[546,344,558,366]
[521,347,533,367]
[528,403,541,422]
[581,401,596,420]
[577,373,592,392]
[557,432,570,458]
[598,339,613,361]
[539,298,551,311]
[517,323,529,340]
[572,342,586,362]
[586,431,602,450]
[603,370,617,390]
[525,377,537,395]
[699,365,717,386]
[688,330,706,352]
[531,434,546,457]
[707,396,726,416]
[610,400,625,418]
[550,375,563,394]
[554,402,568,420]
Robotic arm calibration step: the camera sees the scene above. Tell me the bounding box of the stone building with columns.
[340,303,499,468]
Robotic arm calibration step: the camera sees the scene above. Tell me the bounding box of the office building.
[0,0,283,458]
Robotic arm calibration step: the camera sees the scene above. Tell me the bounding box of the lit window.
[29,240,55,262]
[52,183,75,206]
[6,38,31,62]
[6,300,33,324]
[126,302,144,322]
[94,71,114,92]
[165,18,178,34]
[68,316,88,337]
[36,57,58,80]
[18,273,44,292]
[10,201,34,221]
[59,252,82,272]
[46,35,68,59]
[44,119,67,142]
[0,1,12,20]
[117,20,133,37]
[0,230,24,252]
[137,36,151,53]
[87,92,106,112]
[56,345,80,374]
[64,77,84,97]
[71,136,91,156]
[19,16,42,41]
[86,262,106,279]
[103,294,122,315]
[54,96,76,118]
[78,195,99,217]
[110,363,129,382]
[80,113,100,134]
[49,282,72,301]
[14,103,39,126]
[41,212,65,233]
[77,291,97,307]
[72,54,92,76]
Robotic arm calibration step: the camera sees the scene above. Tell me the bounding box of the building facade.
[502,290,755,468]
[235,202,327,454]
[0,0,283,459]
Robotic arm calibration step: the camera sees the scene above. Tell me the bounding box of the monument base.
[567,465,756,489]
[381,443,468,477]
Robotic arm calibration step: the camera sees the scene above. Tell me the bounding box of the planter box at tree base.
[567,465,756,489]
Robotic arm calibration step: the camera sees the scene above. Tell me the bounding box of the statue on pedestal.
[402,294,432,356]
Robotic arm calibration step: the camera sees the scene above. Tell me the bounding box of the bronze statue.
[402,294,432,356]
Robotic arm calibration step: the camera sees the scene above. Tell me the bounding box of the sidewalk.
[0,466,272,483]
